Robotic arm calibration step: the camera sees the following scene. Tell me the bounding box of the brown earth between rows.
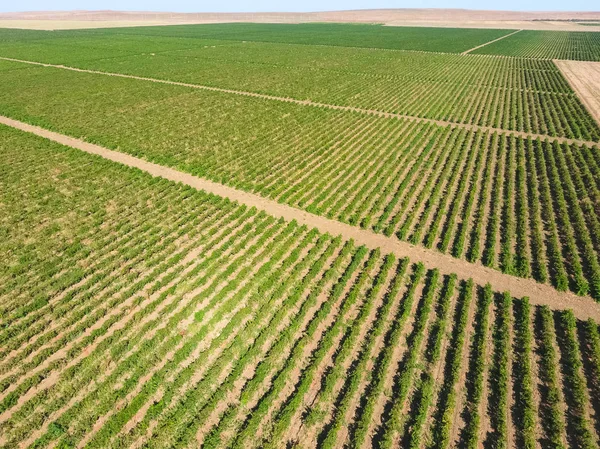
[1,115,599,322]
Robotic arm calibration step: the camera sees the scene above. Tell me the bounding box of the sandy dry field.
[0,19,199,29]
[556,60,600,126]
[1,9,600,31]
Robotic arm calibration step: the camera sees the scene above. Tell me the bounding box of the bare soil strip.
[461,29,522,55]
[1,116,599,322]
[555,60,600,128]
[0,56,597,148]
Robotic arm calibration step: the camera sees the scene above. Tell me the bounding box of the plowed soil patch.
[555,60,600,127]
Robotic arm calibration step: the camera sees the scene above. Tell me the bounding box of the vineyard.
[472,29,600,61]
[0,56,599,298]
[1,20,600,449]
[0,29,599,139]
[1,126,599,449]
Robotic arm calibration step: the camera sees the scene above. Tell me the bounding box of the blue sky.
[0,0,597,13]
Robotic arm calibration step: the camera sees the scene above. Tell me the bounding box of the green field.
[0,57,599,298]
[472,29,600,60]
[2,125,600,449]
[0,24,514,53]
[0,28,598,138]
[97,22,515,52]
[1,22,600,449]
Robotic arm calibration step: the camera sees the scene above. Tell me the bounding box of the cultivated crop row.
[2,126,600,448]
[89,23,516,53]
[1,37,598,139]
[473,29,600,61]
[0,66,598,298]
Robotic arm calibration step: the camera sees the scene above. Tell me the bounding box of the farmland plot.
[1,32,599,139]
[93,22,516,53]
[0,61,599,299]
[1,126,600,449]
[472,29,600,61]
[2,21,600,449]
[0,34,242,65]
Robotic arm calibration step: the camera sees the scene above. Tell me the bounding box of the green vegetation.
[0,126,598,447]
[0,60,598,298]
[535,306,568,449]
[472,29,600,61]
[1,20,600,449]
[459,284,493,449]
[93,23,516,53]
[0,31,598,138]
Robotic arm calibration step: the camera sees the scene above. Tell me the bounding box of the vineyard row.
[1,126,600,448]
[0,63,598,299]
[0,38,598,139]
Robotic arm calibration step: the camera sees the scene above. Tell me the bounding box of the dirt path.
[461,29,522,55]
[0,56,597,148]
[1,116,599,322]
[554,60,600,128]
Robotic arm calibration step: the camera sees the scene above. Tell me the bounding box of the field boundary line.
[0,55,597,147]
[2,115,599,321]
[461,29,522,55]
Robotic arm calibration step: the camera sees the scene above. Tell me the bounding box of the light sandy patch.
[0,9,599,31]
[555,60,600,128]
[0,116,599,323]
[0,20,199,30]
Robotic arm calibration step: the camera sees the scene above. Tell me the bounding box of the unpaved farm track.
[555,59,600,128]
[461,29,522,55]
[1,115,599,321]
[0,56,598,148]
